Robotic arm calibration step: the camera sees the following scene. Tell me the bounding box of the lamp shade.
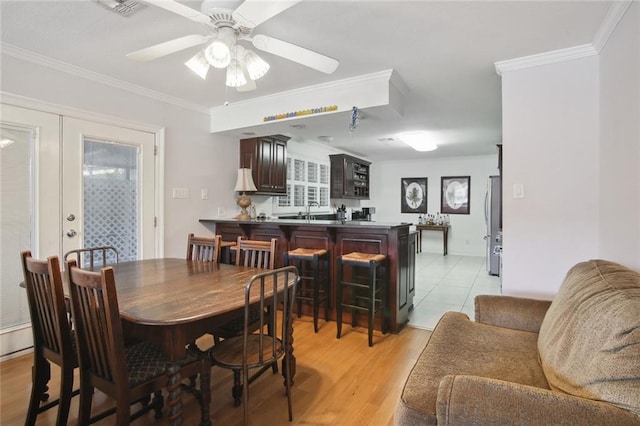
[226,58,247,87]
[243,50,270,80]
[234,168,257,192]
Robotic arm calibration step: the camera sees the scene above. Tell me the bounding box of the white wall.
[598,2,640,269]
[501,56,600,298]
[0,54,239,258]
[370,155,499,256]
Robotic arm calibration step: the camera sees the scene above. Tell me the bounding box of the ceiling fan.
[127,0,339,91]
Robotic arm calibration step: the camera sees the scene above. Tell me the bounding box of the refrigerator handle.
[484,190,489,224]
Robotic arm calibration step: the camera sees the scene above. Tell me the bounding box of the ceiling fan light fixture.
[185,51,210,80]
[226,59,247,87]
[243,50,270,80]
[398,131,438,152]
[205,40,231,68]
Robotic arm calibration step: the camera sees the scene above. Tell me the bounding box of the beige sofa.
[395,259,640,425]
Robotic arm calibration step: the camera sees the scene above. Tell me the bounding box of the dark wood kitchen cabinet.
[330,154,371,199]
[240,135,289,195]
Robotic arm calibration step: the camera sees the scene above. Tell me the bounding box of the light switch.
[201,189,208,200]
[513,183,524,198]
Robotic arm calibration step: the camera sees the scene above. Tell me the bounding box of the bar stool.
[283,248,330,332]
[336,252,387,347]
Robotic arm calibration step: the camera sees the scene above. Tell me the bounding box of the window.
[273,153,330,215]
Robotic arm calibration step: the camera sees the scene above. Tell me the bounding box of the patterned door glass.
[83,139,139,266]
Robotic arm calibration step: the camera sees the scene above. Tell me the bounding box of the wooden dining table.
[108,258,297,426]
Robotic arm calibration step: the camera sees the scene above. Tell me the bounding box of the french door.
[61,117,156,263]
[0,103,157,355]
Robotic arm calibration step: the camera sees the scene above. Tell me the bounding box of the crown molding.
[592,0,633,53]
[1,42,209,114]
[494,44,597,76]
[494,1,633,76]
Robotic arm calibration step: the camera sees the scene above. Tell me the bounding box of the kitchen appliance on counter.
[485,176,502,276]
[351,207,376,221]
[362,207,375,221]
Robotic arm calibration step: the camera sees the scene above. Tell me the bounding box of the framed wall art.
[401,177,427,213]
[441,176,470,214]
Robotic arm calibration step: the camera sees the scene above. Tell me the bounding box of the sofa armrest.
[474,295,551,333]
[437,375,640,426]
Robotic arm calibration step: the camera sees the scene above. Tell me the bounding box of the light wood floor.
[0,317,430,425]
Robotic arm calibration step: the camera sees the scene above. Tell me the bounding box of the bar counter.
[199,218,416,332]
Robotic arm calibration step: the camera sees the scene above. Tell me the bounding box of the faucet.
[305,201,320,220]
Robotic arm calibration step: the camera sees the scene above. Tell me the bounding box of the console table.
[416,224,450,255]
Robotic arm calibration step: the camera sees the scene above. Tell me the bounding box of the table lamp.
[234,168,257,220]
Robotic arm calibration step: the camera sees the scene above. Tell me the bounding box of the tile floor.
[407,252,502,330]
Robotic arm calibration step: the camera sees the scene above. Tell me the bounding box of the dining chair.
[234,237,277,269]
[186,233,221,262]
[210,266,299,425]
[211,237,278,405]
[63,245,119,270]
[66,259,211,425]
[185,233,221,355]
[21,251,78,426]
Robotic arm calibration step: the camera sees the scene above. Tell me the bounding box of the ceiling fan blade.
[251,34,339,74]
[232,0,301,28]
[127,34,210,62]
[143,0,211,25]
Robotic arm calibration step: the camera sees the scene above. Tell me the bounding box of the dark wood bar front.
[200,218,415,333]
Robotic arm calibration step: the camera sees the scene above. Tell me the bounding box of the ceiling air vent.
[97,0,145,16]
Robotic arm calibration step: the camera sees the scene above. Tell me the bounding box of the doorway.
[0,103,159,356]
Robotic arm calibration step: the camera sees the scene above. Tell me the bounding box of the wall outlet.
[172,188,190,199]
[217,207,226,217]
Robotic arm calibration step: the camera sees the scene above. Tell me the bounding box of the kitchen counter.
[199,218,416,332]
[204,217,408,229]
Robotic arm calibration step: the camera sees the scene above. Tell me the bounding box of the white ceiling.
[0,0,613,161]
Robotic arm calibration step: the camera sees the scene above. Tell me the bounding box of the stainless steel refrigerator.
[485,176,502,275]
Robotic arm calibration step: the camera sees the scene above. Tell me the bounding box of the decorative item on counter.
[234,168,257,221]
[263,105,338,122]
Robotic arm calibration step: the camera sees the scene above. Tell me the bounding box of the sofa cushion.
[395,311,548,425]
[538,259,640,416]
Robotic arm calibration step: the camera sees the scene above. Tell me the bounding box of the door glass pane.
[0,125,33,329]
[83,139,139,266]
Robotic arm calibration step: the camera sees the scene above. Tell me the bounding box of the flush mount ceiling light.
[398,131,438,152]
[127,1,339,94]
